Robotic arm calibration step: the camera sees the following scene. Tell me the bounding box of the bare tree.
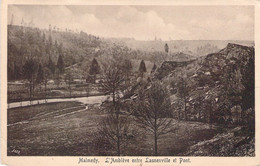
[65,69,73,97]
[43,67,51,102]
[97,108,132,155]
[55,70,61,88]
[98,62,126,156]
[132,80,173,156]
[85,83,90,97]
[97,45,134,156]
[23,58,38,104]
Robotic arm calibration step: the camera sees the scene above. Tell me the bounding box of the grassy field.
[8,102,224,156]
[8,101,103,156]
[8,101,220,156]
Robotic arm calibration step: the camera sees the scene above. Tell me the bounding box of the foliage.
[36,63,44,84]
[57,54,64,74]
[151,63,157,74]
[164,43,169,53]
[138,60,147,76]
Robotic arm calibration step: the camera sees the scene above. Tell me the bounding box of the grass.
[8,101,84,124]
[131,121,217,156]
[8,102,220,156]
[8,101,104,156]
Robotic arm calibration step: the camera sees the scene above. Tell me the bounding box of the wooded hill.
[7,25,195,81]
[155,43,254,128]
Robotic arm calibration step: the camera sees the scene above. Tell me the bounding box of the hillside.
[8,25,195,81]
[156,43,254,125]
[7,25,106,79]
[153,43,255,156]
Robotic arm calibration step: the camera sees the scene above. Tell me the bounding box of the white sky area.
[8,5,254,41]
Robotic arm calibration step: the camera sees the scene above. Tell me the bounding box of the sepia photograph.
[4,4,255,158]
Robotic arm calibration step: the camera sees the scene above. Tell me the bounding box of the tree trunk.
[184,98,187,121]
[117,113,120,156]
[32,75,35,99]
[154,130,158,156]
[69,81,71,97]
[44,81,47,102]
[29,78,32,104]
[85,84,89,97]
[113,92,121,156]
[154,110,158,156]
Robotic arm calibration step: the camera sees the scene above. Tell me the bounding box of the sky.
[8,5,254,41]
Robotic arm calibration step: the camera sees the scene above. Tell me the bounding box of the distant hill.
[106,38,254,56]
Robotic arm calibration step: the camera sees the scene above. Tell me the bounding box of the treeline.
[7,25,102,81]
[8,25,195,83]
[8,25,63,80]
[8,40,156,103]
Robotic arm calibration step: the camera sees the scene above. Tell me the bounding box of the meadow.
[8,101,219,156]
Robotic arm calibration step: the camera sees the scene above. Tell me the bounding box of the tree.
[97,108,132,155]
[48,56,55,74]
[176,76,189,120]
[164,43,169,53]
[23,58,38,103]
[132,81,173,155]
[36,64,44,85]
[48,34,53,51]
[58,42,63,54]
[43,67,51,102]
[65,69,74,97]
[57,54,64,74]
[138,60,147,77]
[85,83,90,97]
[121,59,132,75]
[55,54,64,88]
[88,58,100,83]
[35,63,44,99]
[55,70,61,88]
[151,63,157,74]
[99,62,128,156]
[42,33,46,44]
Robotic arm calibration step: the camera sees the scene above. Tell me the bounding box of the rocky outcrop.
[154,60,195,80]
[157,43,254,124]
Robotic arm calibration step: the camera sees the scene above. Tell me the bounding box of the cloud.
[99,6,184,40]
[8,5,254,40]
